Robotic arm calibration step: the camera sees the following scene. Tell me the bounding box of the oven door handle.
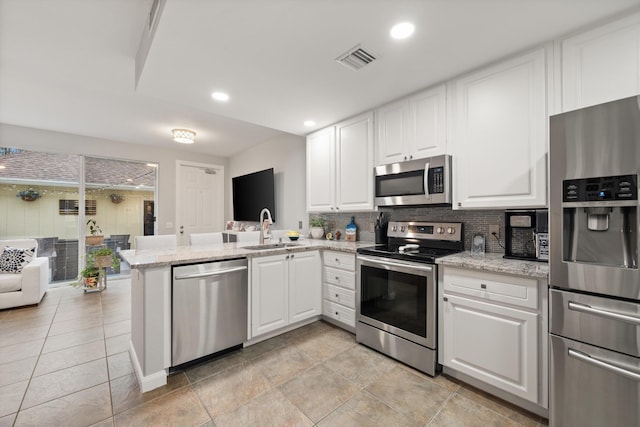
[358,255,433,272]
[568,301,640,325]
[568,348,640,381]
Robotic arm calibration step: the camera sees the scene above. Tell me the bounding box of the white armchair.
[0,239,49,310]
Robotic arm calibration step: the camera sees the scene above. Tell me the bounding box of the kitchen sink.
[242,242,303,250]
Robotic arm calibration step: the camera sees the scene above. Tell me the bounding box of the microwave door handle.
[424,162,430,197]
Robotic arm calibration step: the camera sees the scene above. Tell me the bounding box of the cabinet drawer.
[324,284,355,309]
[323,250,355,271]
[323,300,356,328]
[324,266,355,290]
[443,268,538,310]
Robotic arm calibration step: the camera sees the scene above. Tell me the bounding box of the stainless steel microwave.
[374,155,451,206]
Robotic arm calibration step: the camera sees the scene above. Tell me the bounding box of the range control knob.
[392,225,397,232]
[436,227,445,234]
[400,226,406,232]
[447,227,456,234]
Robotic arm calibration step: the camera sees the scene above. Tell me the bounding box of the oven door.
[356,254,436,348]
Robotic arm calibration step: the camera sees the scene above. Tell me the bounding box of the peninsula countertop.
[436,251,549,279]
[119,239,375,268]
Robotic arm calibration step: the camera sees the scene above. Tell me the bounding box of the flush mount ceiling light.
[211,91,230,102]
[390,22,415,39]
[172,128,196,144]
[304,120,316,127]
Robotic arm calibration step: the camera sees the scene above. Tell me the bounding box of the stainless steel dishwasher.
[172,258,248,366]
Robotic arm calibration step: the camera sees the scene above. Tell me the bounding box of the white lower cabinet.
[440,267,547,410]
[322,250,356,330]
[251,251,321,338]
[442,293,538,402]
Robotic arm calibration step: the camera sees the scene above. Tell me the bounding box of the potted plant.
[79,257,100,288]
[109,193,124,204]
[91,247,120,270]
[309,217,326,239]
[16,188,40,202]
[85,219,104,246]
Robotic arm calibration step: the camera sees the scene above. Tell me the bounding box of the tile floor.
[0,280,549,427]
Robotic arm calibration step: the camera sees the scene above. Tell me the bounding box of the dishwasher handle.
[174,265,247,280]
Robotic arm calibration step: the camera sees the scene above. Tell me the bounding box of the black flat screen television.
[232,168,276,222]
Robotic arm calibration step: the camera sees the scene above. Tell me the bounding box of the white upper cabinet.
[306,126,336,212]
[376,84,447,165]
[307,112,374,212]
[335,112,374,211]
[451,47,548,209]
[562,12,640,112]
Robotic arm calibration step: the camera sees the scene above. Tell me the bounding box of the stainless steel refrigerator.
[549,96,640,427]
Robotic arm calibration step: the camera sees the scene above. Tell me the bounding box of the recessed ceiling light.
[390,22,415,39]
[211,92,230,102]
[0,165,5,169]
[126,178,133,182]
[304,120,316,127]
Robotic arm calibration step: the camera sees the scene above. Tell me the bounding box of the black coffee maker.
[504,209,548,262]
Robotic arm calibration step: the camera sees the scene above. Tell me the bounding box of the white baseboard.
[129,341,167,393]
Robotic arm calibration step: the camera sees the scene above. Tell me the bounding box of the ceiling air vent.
[336,44,377,71]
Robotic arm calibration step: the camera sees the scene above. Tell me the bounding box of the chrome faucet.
[259,208,273,244]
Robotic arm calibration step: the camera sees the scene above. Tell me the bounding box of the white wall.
[0,123,228,236]
[226,133,306,232]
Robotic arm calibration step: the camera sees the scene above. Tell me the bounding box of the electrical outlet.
[489,224,500,239]
[298,220,303,229]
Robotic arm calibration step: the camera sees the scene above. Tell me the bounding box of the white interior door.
[176,161,224,246]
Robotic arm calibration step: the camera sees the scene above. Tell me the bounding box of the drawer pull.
[480,283,487,289]
[335,311,339,315]
[335,293,339,298]
[335,276,340,280]
[335,258,340,263]
[568,348,640,381]
[568,301,640,325]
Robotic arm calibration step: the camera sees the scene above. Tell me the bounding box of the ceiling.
[1,0,639,158]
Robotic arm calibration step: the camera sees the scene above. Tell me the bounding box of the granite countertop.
[120,239,374,268]
[436,251,549,279]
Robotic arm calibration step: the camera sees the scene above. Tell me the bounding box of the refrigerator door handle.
[568,301,640,325]
[568,348,640,381]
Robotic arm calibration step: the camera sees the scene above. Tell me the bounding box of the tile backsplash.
[309,207,506,253]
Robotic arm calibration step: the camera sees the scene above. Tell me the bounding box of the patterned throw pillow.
[0,246,36,274]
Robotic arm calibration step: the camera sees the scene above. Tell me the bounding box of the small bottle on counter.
[345,216,357,242]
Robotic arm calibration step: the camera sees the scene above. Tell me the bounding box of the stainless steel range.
[356,221,464,376]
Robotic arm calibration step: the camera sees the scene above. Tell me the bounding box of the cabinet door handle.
[335,258,339,263]
[335,311,339,316]
[291,254,295,259]
[443,297,448,302]
[335,276,340,280]
[286,255,290,260]
[480,283,487,289]
[335,293,339,298]
[409,155,413,160]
